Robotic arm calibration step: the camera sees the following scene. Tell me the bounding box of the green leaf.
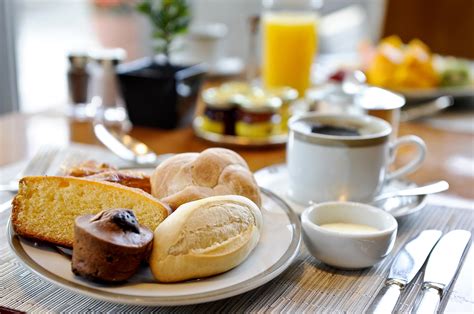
[136,0,191,56]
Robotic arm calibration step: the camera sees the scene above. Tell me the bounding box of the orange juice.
[262,12,318,96]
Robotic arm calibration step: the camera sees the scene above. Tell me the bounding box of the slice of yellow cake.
[12,176,171,248]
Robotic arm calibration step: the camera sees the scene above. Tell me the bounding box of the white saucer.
[254,164,427,219]
[208,57,244,77]
[169,56,244,77]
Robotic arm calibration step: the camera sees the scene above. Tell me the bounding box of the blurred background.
[0,0,472,114]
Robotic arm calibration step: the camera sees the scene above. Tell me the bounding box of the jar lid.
[68,52,89,68]
[202,87,240,109]
[356,87,405,110]
[90,48,127,66]
[237,92,282,113]
[267,86,299,102]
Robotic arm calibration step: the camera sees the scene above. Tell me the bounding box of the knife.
[411,230,471,314]
[93,123,173,166]
[401,96,453,122]
[367,230,443,313]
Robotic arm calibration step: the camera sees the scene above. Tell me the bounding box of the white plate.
[7,188,301,306]
[255,164,428,219]
[397,85,474,101]
[314,53,474,102]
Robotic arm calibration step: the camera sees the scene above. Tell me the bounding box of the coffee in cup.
[287,113,426,204]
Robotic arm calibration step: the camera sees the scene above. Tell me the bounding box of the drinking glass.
[261,0,322,97]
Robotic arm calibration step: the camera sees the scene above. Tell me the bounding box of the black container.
[117,58,206,129]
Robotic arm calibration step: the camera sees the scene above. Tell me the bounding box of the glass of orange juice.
[262,0,321,97]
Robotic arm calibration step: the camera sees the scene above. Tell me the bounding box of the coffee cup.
[287,113,426,204]
[171,23,228,67]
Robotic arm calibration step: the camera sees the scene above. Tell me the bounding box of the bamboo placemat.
[0,203,472,313]
[0,145,472,312]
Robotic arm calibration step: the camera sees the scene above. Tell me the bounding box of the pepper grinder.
[67,52,91,119]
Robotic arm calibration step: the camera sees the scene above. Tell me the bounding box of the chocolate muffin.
[72,209,153,282]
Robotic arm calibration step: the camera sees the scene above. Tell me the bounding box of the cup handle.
[387,135,426,181]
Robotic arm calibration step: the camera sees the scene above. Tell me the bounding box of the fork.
[0,146,60,193]
[0,146,59,214]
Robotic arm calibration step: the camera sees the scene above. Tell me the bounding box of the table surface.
[0,105,473,312]
[0,144,472,313]
[0,108,473,200]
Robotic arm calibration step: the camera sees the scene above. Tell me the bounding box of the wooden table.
[0,110,473,200]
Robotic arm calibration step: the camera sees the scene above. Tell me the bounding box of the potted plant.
[117,0,207,129]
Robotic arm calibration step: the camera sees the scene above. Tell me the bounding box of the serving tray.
[192,116,287,147]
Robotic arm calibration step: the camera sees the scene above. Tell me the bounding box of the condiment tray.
[193,116,287,147]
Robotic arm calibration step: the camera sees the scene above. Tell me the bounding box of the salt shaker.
[89,48,128,128]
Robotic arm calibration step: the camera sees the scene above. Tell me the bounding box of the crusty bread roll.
[150,148,261,210]
[149,195,263,282]
[12,176,170,248]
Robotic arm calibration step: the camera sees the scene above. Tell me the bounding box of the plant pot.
[117,58,207,129]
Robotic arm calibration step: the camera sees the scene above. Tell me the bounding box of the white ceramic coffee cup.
[287,113,426,204]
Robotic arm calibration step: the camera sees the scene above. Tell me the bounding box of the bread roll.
[149,195,263,282]
[150,148,261,210]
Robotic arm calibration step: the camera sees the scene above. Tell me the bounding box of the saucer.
[208,57,244,77]
[169,56,244,77]
[254,164,427,219]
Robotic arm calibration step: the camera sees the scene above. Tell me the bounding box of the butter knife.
[93,123,173,166]
[367,230,443,313]
[411,230,471,314]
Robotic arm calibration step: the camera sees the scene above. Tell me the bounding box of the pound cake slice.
[12,176,171,248]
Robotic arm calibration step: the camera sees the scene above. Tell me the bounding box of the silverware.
[93,123,173,166]
[329,71,452,122]
[372,181,449,204]
[367,230,443,313]
[411,230,471,314]
[401,96,454,122]
[0,146,60,193]
[0,146,59,213]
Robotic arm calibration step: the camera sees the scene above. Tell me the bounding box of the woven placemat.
[0,203,472,313]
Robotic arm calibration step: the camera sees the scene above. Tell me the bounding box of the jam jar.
[235,92,282,138]
[268,86,298,132]
[201,88,239,135]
